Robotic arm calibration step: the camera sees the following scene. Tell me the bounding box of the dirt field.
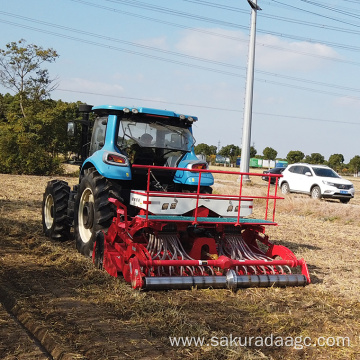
[1,168,360,360]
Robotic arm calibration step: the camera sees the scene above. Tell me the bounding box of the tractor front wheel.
[74,168,123,257]
[42,180,70,241]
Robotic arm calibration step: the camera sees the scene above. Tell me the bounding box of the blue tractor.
[42,104,214,256]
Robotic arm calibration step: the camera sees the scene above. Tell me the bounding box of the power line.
[65,2,360,62]
[338,0,360,4]
[0,18,245,77]
[300,0,360,19]
[0,11,243,71]
[4,12,360,96]
[71,0,360,40]
[259,12,360,36]
[65,0,360,55]
[180,0,243,12]
[185,0,360,13]
[256,78,360,101]
[57,88,239,111]
[3,13,360,98]
[270,0,360,28]
[103,0,244,28]
[55,88,360,126]
[254,112,360,126]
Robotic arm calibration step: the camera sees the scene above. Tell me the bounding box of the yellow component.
[207,253,219,260]
[192,178,195,182]
[126,173,129,177]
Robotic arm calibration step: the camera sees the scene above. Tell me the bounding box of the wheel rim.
[44,194,54,229]
[281,184,288,194]
[78,187,95,243]
[312,188,320,198]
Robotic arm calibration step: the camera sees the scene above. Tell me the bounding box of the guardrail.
[131,165,283,225]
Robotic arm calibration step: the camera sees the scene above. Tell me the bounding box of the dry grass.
[0,170,360,359]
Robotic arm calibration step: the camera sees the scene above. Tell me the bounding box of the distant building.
[215,155,230,164]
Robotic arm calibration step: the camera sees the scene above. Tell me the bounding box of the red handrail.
[132,165,283,223]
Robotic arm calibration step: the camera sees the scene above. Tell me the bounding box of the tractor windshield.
[118,119,195,152]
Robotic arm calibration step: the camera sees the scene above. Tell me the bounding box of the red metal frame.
[133,164,283,225]
[93,165,310,290]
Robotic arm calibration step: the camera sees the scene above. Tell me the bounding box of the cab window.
[89,116,107,155]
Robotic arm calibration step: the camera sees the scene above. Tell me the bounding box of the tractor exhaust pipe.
[78,103,93,164]
[143,271,308,290]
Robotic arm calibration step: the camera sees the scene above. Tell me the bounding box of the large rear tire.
[74,168,123,257]
[42,180,71,241]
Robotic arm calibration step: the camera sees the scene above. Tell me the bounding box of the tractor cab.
[84,105,214,192]
[117,113,195,167]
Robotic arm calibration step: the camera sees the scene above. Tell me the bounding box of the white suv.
[279,163,355,204]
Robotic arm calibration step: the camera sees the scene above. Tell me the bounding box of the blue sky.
[1,0,360,162]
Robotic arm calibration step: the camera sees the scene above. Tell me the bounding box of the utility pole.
[240,0,261,181]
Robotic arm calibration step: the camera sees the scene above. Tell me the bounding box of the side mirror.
[305,171,312,176]
[67,121,76,137]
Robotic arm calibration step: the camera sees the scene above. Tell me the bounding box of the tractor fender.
[81,151,132,181]
[174,153,214,186]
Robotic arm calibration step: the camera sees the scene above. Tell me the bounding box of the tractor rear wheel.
[74,168,123,257]
[42,180,71,241]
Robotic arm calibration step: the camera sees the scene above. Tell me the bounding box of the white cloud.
[113,72,144,83]
[175,28,248,62]
[334,96,360,108]
[174,28,340,72]
[256,34,340,71]
[138,36,169,50]
[59,77,125,94]
[262,96,285,105]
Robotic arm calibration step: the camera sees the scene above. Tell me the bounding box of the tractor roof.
[92,105,198,121]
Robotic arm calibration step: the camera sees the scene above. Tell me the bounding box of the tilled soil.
[0,172,360,360]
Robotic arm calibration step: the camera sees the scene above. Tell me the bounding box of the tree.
[263,147,277,160]
[219,144,241,158]
[209,145,217,155]
[194,143,216,156]
[304,153,325,164]
[219,144,241,165]
[0,39,59,118]
[0,93,79,175]
[250,145,257,158]
[286,150,304,164]
[328,153,344,171]
[349,155,360,174]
